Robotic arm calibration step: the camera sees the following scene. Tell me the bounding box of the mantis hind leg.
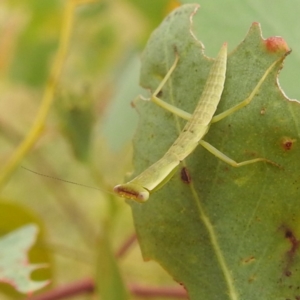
[199,140,279,167]
[204,58,283,168]
[211,58,280,124]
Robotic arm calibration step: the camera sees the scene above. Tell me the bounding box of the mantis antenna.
[22,166,114,196]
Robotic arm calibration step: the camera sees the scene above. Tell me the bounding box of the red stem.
[28,278,188,300]
[28,278,93,300]
[116,232,137,258]
[129,283,188,298]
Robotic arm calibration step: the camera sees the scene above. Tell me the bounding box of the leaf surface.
[129,4,300,299]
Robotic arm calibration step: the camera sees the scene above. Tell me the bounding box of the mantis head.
[113,183,150,203]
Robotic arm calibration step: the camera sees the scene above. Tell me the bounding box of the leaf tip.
[188,3,200,29]
[25,279,50,295]
[250,21,261,31]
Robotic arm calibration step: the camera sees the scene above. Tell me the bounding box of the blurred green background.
[0,0,299,299]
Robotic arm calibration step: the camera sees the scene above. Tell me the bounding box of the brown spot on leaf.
[242,256,255,264]
[280,226,300,277]
[180,167,191,184]
[264,36,290,53]
[285,229,299,255]
[285,270,292,277]
[281,137,296,151]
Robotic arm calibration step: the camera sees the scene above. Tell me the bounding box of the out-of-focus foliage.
[0,0,179,299]
[96,223,129,300]
[0,224,49,294]
[0,203,50,299]
[7,0,61,86]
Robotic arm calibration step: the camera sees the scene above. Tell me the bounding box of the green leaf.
[0,224,49,294]
[0,202,51,299]
[128,4,300,299]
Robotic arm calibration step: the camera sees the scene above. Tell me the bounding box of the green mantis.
[114,43,281,203]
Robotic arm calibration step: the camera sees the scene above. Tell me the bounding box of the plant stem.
[29,278,188,300]
[0,0,80,189]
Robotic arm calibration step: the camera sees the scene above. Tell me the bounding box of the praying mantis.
[114,42,282,203]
